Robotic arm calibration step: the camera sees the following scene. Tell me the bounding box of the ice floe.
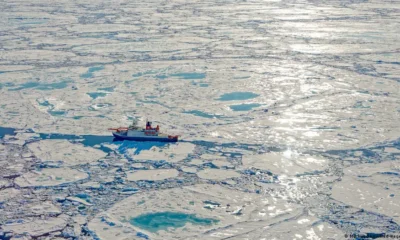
[28,201,61,215]
[15,168,88,187]
[126,169,179,181]
[233,215,343,240]
[27,139,106,166]
[130,142,195,163]
[0,188,21,203]
[88,184,303,239]
[196,169,240,180]
[332,160,400,224]
[3,215,69,238]
[242,151,327,175]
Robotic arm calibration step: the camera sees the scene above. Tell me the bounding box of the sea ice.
[0,0,399,238]
[88,184,303,239]
[332,160,400,224]
[130,142,195,163]
[242,151,327,175]
[126,169,179,181]
[232,216,343,240]
[196,169,240,180]
[3,215,69,238]
[27,139,106,166]
[15,168,88,187]
[0,188,21,203]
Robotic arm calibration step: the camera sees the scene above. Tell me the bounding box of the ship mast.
[129,117,139,129]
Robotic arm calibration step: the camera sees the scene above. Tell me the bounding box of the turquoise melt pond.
[183,110,216,119]
[0,127,15,139]
[97,87,115,92]
[9,80,71,91]
[218,92,259,101]
[170,72,206,80]
[230,103,262,111]
[87,92,107,99]
[130,212,219,232]
[80,66,105,78]
[48,110,66,116]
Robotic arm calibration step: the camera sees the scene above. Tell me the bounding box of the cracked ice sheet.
[228,215,344,240]
[1,57,399,143]
[88,184,304,239]
[27,201,62,215]
[207,80,400,149]
[129,142,195,163]
[15,168,88,187]
[242,151,328,175]
[199,154,234,168]
[0,0,399,238]
[4,132,40,146]
[27,139,106,166]
[0,188,21,203]
[2,215,69,238]
[332,160,400,224]
[3,201,62,219]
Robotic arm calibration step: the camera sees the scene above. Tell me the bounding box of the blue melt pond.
[230,103,262,111]
[9,17,48,25]
[97,87,115,92]
[80,66,105,78]
[0,82,14,89]
[117,141,168,157]
[218,92,259,101]
[37,100,51,107]
[170,72,206,80]
[184,110,219,119]
[48,110,66,116]
[9,80,71,91]
[82,33,116,39]
[132,72,143,78]
[132,70,158,78]
[88,103,112,111]
[75,193,91,202]
[155,74,168,80]
[353,101,371,109]
[39,133,115,153]
[38,132,168,154]
[129,212,219,232]
[87,92,107,99]
[0,127,16,139]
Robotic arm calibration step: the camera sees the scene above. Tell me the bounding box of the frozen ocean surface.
[0,0,399,239]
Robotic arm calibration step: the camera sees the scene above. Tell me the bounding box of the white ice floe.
[242,151,327,175]
[15,168,88,187]
[131,142,195,163]
[3,215,69,238]
[27,139,106,166]
[0,188,21,203]
[88,184,304,239]
[200,154,234,168]
[66,196,92,206]
[181,166,198,174]
[196,169,240,180]
[80,181,101,189]
[126,169,179,181]
[28,201,62,215]
[229,215,343,240]
[332,160,400,224]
